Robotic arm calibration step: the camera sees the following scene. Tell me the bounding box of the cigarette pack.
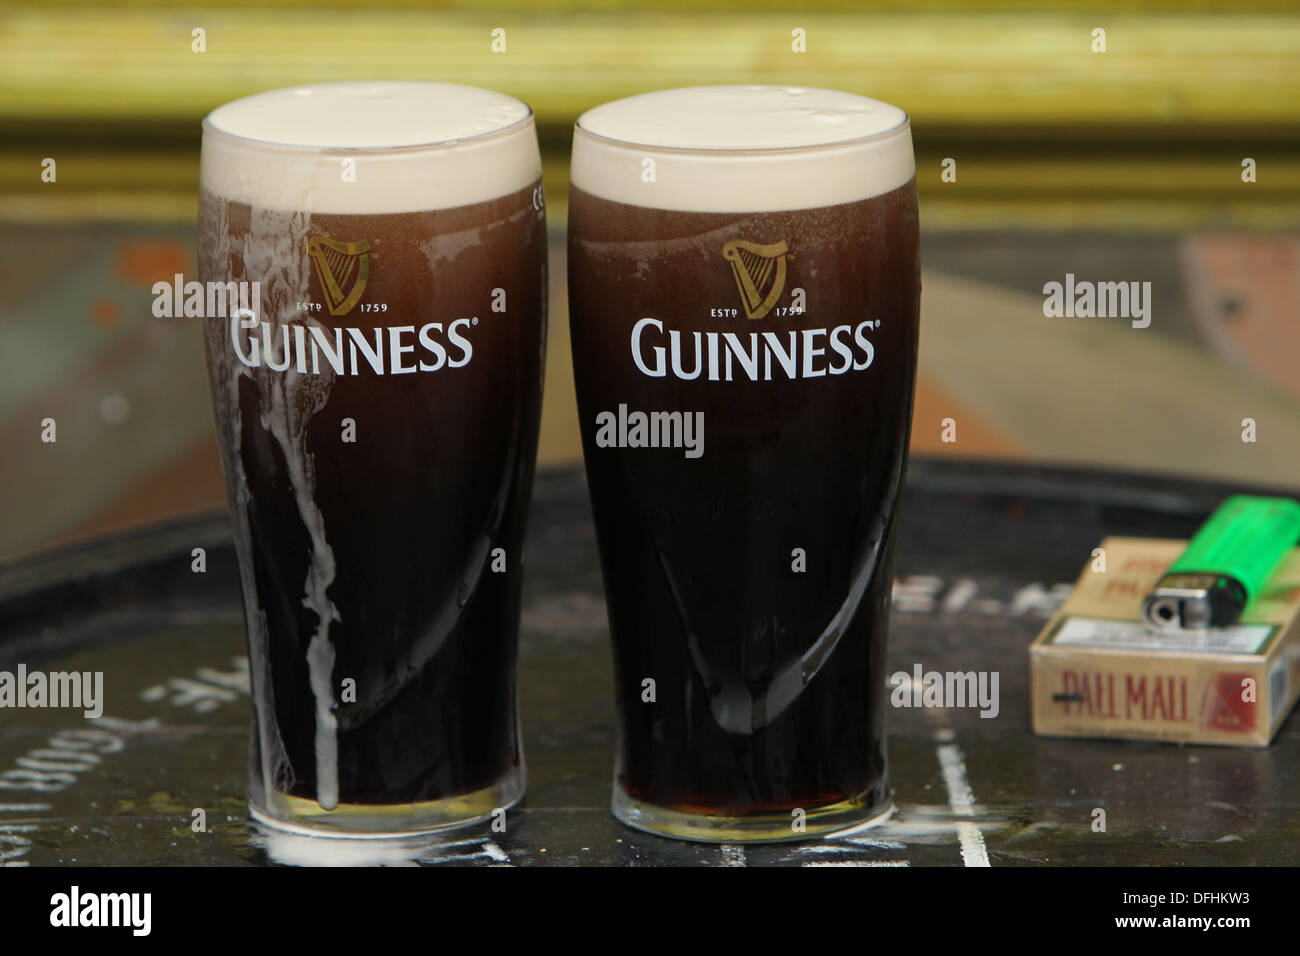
[1030,537,1300,747]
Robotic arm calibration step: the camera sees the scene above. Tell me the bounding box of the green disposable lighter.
[1142,495,1300,630]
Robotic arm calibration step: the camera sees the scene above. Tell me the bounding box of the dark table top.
[1,458,1297,866]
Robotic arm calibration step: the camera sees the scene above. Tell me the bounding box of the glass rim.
[201,90,536,157]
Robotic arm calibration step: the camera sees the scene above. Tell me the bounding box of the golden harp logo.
[722,239,790,320]
[307,237,372,316]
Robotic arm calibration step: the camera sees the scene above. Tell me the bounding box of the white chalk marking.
[941,579,978,613]
[719,844,746,867]
[936,738,990,867]
[796,843,860,855]
[802,860,909,867]
[432,835,501,849]
[841,835,907,850]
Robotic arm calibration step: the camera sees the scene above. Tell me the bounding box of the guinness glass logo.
[307,237,372,316]
[722,239,789,320]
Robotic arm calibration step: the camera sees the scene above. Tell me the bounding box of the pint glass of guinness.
[198,83,546,836]
[568,87,919,842]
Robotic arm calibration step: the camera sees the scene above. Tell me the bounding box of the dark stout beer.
[198,83,546,835]
[568,87,919,842]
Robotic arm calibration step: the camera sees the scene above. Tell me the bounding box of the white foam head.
[201,82,540,214]
[571,86,913,213]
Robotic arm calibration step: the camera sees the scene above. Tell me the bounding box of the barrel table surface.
[1,458,1296,867]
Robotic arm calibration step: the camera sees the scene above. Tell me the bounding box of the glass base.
[612,782,895,845]
[250,767,524,839]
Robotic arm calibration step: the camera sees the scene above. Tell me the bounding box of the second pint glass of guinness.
[568,87,919,842]
[198,83,547,835]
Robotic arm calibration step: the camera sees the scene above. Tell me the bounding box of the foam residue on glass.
[200,197,342,809]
